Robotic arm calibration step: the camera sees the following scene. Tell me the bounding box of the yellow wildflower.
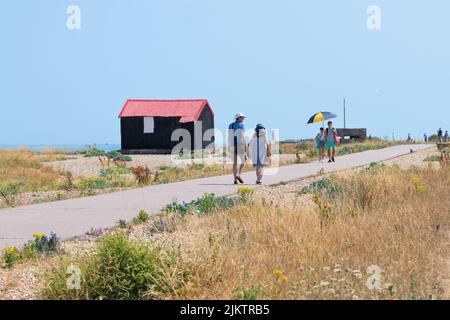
[416,185,426,192]
[273,269,284,276]
[33,233,45,239]
[4,247,17,254]
[238,187,254,194]
[281,276,289,282]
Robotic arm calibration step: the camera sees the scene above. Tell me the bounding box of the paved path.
[0,144,433,249]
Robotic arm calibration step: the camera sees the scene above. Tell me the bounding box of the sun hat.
[255,123,265,131]
[255,123,265,134]
[235,113,246,120]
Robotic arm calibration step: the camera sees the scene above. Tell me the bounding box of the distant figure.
[315,127,325,162]
[407,133,412,142]
[325,121,337,163]
[228,113,247,184]
[444,131,449,142]
[438,128,443,142]
[249,124,271,185]
[424,133,428,142]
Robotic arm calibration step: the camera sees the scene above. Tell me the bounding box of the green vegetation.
[116,219,128,229]
[233,286,260,300]
[164,193,243,216]
[134,209,150,223]
[41,233,189,300]
[1,232,61,268]
[299,177,345,199]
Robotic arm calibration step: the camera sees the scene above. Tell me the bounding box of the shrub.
[3,247,18,268]
[24,232,61,256]
[164,193,242,216]
[116,219,128,229]
[99,166,132,179]
[299,178,344,199]
[0,182,23,206]
[338,146,353,156]
[307,148,319,158]
[132,166,151,185]
[134,210,150,223]
[41,233,189,300]
[75,177,108,195]
[237,187,254,202]
[233,286,259,300]
[84,145,106,157]
[424,154,440,162]
[106,151,132,162]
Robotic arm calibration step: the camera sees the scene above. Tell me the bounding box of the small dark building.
[336,128,367,143]
[119,99,215,154]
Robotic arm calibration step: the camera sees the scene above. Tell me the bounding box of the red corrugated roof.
[118,99,213,123]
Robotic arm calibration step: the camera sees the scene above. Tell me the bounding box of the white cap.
[235,112,246,119]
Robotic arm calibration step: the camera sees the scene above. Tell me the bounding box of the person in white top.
[249,124,271,185]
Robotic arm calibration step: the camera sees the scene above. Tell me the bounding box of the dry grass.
[0,148,63,194]
[166,165,450,300]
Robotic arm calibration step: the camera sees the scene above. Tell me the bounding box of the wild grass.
[38,164,450,300]
[41,232,189,300]
[167,165,450,300]
[0,149,63,195]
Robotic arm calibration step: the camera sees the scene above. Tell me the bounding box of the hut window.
[143,117,155,133]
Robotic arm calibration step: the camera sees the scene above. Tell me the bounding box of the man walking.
[228,113,247,184]
[438,128,443,142]
[325,121,337,163]
[444,131,449,142]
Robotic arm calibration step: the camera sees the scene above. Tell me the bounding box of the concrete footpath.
[0,144,433,249]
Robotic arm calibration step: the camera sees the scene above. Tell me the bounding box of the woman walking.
[250,124,271,185]
[315,127,325,162]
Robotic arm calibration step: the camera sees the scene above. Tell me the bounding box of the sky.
[1,0,449,145]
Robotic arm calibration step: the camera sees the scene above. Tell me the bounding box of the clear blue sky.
[1,0,449,145]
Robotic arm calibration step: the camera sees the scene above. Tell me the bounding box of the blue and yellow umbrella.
[307,112,337,125]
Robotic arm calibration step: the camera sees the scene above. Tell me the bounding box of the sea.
[0,144,121,153]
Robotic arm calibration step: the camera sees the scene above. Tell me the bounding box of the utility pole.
[343,99,346,129]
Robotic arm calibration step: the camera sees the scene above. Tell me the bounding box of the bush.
[132,166,151,185]
[41,233,189,300]
[106,151,132,162]
[84,145,106,157]
[75,177,108,195]
[2,247,18,268]
[338,146,353,156]
[99,166,132,179]
[164,193,242,216]
[24,232,61,256]
[299,178,344,199]
[134,209,150,223]
[233,286,259,300]
[116,219,128,229]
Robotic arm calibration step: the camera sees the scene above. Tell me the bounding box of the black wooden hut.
[119,99,215,154]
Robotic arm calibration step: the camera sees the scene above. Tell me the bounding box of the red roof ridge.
[118,99,213,123]
[126,98,208,102]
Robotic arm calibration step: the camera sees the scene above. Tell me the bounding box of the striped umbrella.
[307,112,337,125]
